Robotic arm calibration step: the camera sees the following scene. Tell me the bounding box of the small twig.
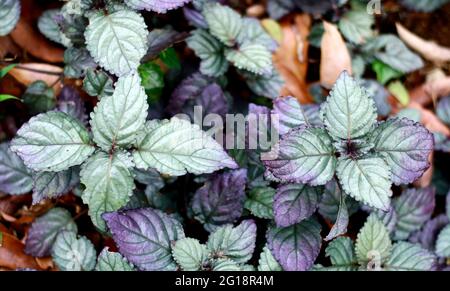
[73,209,88,221]
[14,65,62,76]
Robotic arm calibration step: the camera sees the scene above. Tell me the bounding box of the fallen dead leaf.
[7,63,63,93]
[273,14,312,103]
[396,23,450,64]
[0,232,42,270]
[320,21,352,89]
[409,101,450,136]
[424,76,450,100]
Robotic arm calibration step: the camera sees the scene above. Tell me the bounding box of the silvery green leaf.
[258,245,282,271]
[22,81,56,115]
[321,71,377,140]
[267,218,322,271]
[324,190,349,241]
[38,9,67,46]
[0,142,32,195]
[242,68,284,99]
[172,238,208,271]
[11,111,94,172]
[91,73,148,151]
[187,29,228,77]
[225,43,272,75]
[263,125,336,186]
[318,179,359,222]
[64,47,96,78]
[32,167,80,205]
[95,248,135,271]
[336,156,392,211]
[51,230,96,271]
[103,208,185,271]
[80,151,135,231]
[212,259,241,271]
[85,10,148,76]
[385,242,437,271]
[0,0,20,36]
[207,220,256,264]
[237,17,277,51]
[355,214,392,266]
[393,187,435,241]
[437,96,450,126]
[360,79,391,116]
[125,0,191,13]
[203,3,242,46]
[369,118,433,185]
[56,12,87,47]
[133,168,164,190]
[244,186,275,219]
[82,69,114,98]
[25,208,77,257]
[133,117,237,176]
[436,225,450,258]
[272,96,322,135]
[273,183,322,227]
[267,0,293,19]
[373,206,398,234]
[364,35,424,73]
[325,237,357,271]
[338,10,374,44]
[401,0,450,12]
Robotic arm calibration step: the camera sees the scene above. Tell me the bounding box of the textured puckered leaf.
[436,225,450,258]
[207,220,256,264]
[32,167,79,204]
[103,208,185,271]
[355,214,392,266]
[324,190,349,241]
[258,245,282,271]
[437,96,450,125]
[393,187,435,240]
[52,230,96,271]
[369,118,433,185]
[203,3,242,46]
[318,179,359,222]
[338,10,374,44]
[364,35,424,73]
[64,47,96,78]
[85,10,148,76]
[133,117,237,176]
[321,71,377,140]
[38,9,67,46]
[385,242,436,271]
[57,86,87,125]
[125,0,191,13]
[373,205,398,234]
[267,218,322,271]
[212,259,241,271]
[56,12,87,47]
[409,214,449,250]
[237,17,277,52]
[83,69,114,98]
[401,0,450,12]
[172,238,208,271]
[95,248,135,271]
[187,29,228,77]
[80,151,135,231]
[273,183,322,227]
[25,208,77,257]
[22,81,56,115]
[10,111,94,172]
[0,142,32,195]
[245,187,275,219]
[242,68,284,99]
[0,0,20,36]
[325,237,357,271]
[272,96,322,135]
[336,156,392,211]
[91,73,148,151]
[263,125,336,186]
[225,43,272,75]
[191,169,246,231]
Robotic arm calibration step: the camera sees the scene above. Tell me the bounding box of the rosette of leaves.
[9,72,237,231]
[186,2,283,98]
[264,71,433,220]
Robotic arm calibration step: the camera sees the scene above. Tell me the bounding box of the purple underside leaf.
[57,86,88,125]
[263,125,336,186]
[191,169,247,232]
[410,214,449,251]
[393,187,436,240]
[183,7,208,29]
[267,218,322,271]
[273,183,322,227]
[369,118,434,185]
[103,208,185,271]
[144,28,189,61]
[125,0,192,13]
[167,73,227,118]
